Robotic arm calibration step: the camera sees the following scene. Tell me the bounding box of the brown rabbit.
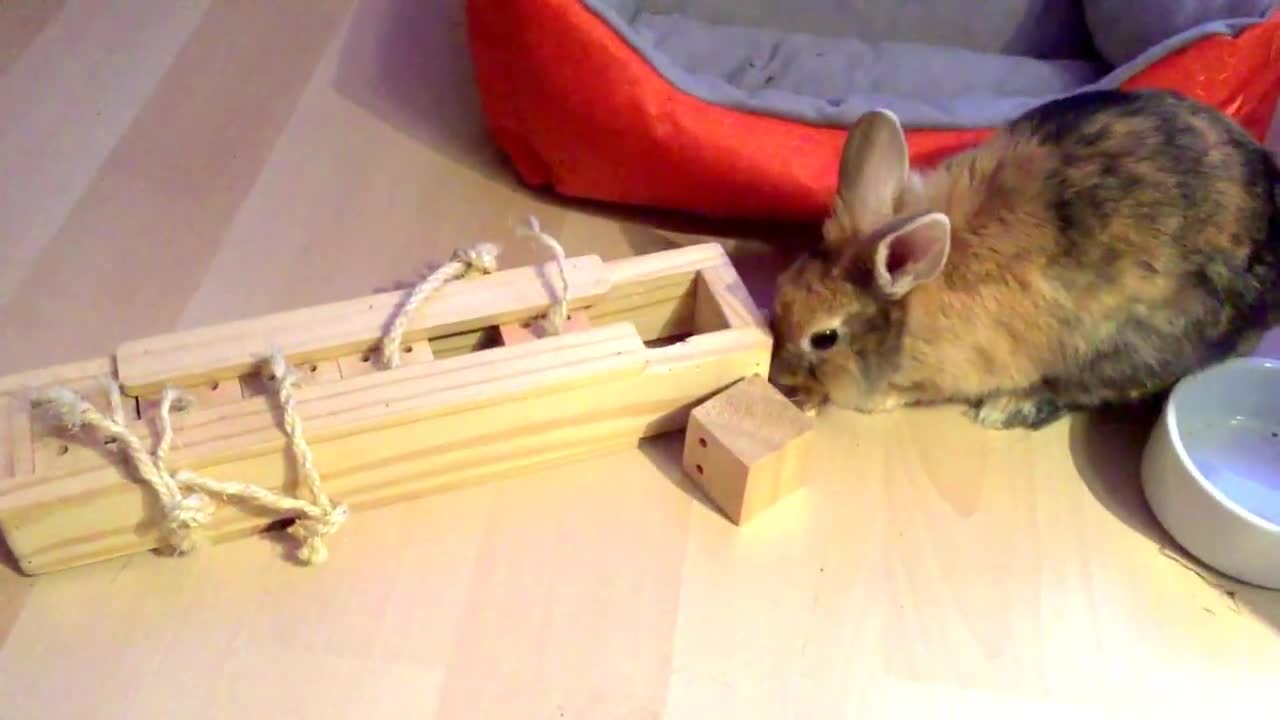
[769,89,1280,430]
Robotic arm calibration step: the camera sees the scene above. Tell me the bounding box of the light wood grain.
[116,255,609,395]
[1,1,1278,717]
[683,375,814,524]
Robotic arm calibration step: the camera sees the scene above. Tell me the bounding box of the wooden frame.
[0,243,773,575]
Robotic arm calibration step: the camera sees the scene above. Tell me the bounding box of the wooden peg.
[499,310,592,346]
[682,374,815,525]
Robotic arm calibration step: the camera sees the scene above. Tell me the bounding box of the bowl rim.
[1164,356,1280,535]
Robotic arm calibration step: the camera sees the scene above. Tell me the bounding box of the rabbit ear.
[828,109,910,248]
[872,211,951,299]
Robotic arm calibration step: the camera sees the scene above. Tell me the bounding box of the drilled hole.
[210,381,220,392]
[698,437,707,448]
[56,444,70,457]
[308,363,318,373]
[403,344,414,354]
[360,352,371,363]
[695,464,704,475]
[260,517,297,534]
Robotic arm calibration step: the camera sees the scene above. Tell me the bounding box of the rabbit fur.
[769,89,1280,429]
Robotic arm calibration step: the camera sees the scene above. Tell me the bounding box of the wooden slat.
[335,338,433,379]
[12,322,647,488]
[0,356,116,396]
[165,323,648,465]
[0,326,771,575]
[136,373,245,419]
[314,244,726,360]
[115,255,612,395]
[604,242,729,286]
[6,323,643,491]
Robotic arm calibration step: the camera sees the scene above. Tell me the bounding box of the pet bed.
[466,1,1280,221]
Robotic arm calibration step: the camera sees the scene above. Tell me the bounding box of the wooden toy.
[0,234,773,575]
[682,374,815,525]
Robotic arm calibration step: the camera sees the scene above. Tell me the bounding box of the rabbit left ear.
[824,109,911,252]
[872,211,951,299]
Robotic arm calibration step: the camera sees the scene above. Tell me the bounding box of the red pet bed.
[466,1,1280,223]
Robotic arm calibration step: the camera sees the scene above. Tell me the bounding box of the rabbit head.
[770,109,952,411]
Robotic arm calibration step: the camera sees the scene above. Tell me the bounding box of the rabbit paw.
[855,393,908,414]
[966,395,1064,430]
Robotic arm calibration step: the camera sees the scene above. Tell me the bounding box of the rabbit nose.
[769,346,808,385]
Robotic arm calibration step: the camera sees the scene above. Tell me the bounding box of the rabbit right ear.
[824,109,911,252]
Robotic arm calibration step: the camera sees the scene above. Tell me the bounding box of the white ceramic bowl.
[1140,357,1280,589]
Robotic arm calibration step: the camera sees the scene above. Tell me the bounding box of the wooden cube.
[682,374,815,525]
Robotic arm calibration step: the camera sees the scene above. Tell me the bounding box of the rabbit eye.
[808,328,839,351]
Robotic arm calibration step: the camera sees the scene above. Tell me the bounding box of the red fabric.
[466,3,1280,223]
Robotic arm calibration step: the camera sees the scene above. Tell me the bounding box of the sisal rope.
[379,243,500,370]
[28,218,572,566]
[31,349,349,563]
[516,215,571,334]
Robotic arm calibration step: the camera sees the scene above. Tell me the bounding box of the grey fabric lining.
[579,1,1269,129]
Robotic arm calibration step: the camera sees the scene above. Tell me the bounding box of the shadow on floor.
[1069,402,1280,635]
[638,432,726,522]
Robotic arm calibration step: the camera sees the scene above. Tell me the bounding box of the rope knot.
[30,387,89,432]
[453,242,500,276]
[264,349,298,388]
[290,503,349,565]
[161,487,216,555]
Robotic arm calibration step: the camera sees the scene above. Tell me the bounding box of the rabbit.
[769,88,1280,430]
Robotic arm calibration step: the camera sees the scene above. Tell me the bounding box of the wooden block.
[499,311,592,346]
[682,375,815,525]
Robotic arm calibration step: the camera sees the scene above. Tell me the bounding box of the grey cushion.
[633,0,1096,58]
[581,0,1270,129]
